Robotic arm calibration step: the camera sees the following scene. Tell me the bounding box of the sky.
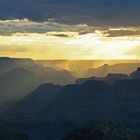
[0,0,140,60]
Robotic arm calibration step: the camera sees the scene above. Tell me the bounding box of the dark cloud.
[104,28,140,37]
[0,19,140,37]
[0,0,140,26]
[48,34,70,37]
[0,19,96,35]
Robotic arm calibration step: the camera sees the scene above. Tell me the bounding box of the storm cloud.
[0,0,140,26]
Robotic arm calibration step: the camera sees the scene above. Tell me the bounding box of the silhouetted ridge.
[2,76,140,140]
[5,68,34,77]
[105,73,128,81]
[37,83,59,89]
[114,79,140,94]
[76,76,99,84]
[76,73,128,85]
[83,80,110,93]
[0,57,14,64]
[1,60,140,140]
[130,67,140,79]
[86,63,140,77]
[0,57,76,112]
[3,83,62,120]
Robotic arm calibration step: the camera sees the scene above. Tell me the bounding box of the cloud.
[0,19,95,35]
[0,19,140,38]
[0,0,140,26]
[0,19,140,60]
[0,31,140,60]
[103,27,140,37]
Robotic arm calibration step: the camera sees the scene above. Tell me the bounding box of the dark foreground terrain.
[0,58,140,140]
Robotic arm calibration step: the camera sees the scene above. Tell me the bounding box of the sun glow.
[0,30,140,60]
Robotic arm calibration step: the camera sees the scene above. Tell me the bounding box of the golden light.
[0,31,140,60]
